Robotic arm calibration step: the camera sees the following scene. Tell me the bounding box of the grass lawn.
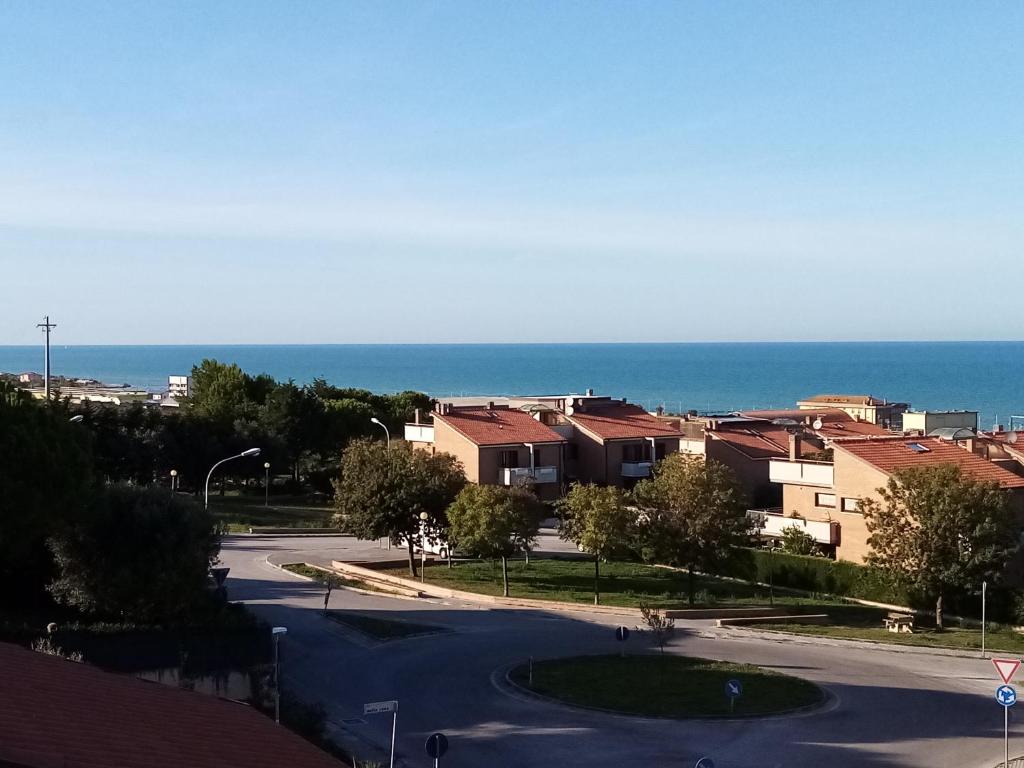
[326,611,447,641]
[280,563,387,593]
[207,494,333,532]
[757,608,1024,653]
[510,654,824,717]
[379,558,843,610]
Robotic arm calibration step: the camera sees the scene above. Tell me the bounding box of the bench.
[883,612,914,634]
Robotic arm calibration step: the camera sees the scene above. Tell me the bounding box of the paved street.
[221,534,1019,768]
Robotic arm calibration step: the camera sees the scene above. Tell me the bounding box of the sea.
[1,342,1022,429]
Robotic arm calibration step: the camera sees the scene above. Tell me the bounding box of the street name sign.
[364,700,399,715]
[993,658,1021,684]
[996,685,1017,708]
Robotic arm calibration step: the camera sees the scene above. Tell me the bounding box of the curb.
[265,559,424,602]
[719,625,999,659]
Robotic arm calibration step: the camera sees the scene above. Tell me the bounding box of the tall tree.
[559,483,634,604]
[633,454,752,605]
[447,484,545,597]
[862,465,1020,629]
[333,439,465,576]
[48,486,220,623]
[186,359,254,424]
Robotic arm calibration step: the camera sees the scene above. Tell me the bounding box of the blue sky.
[1,1,1022,344]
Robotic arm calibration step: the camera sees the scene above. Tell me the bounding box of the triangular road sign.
[993,658,1021,684]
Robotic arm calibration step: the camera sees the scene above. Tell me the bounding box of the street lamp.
[264,462,271,507]
[370,417,390,449]
[419,511,429,582]
[204,448,261,510]
[272,626,288,724]
[170,469,178,493]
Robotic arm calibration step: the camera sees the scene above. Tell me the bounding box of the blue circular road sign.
[695,758,715,768]
[997,685,1017,707]
[725,679,743,699]
[426,732,449,759]
[615,626,630,642]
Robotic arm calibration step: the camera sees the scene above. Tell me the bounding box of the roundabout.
[507,654,826,719]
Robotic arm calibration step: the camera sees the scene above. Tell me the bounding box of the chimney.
[586,388,594,397]
[487,401,494,410]
[656,405,664,416]
[996,424,1005,433]
[789,432,802,461]
[414,408,421,424]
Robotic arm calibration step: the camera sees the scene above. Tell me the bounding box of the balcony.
[499,466,559,485]
[621,461,653,478]
[748,509,840,545]
[768,459,834,487]
[404,424,435,443]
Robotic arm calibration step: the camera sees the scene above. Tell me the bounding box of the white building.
[168,375,191,398]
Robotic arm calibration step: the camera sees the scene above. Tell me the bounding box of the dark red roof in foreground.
[568,403,683,440]
[436,406,566,446]
[0,642,340,768]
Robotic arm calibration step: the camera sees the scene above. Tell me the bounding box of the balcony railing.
[499,466,558,485]
[621,461,653,478]
[747,509,839,545]
[404,424,435,443]
[768,459,834,487]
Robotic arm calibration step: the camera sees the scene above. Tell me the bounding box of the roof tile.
[436,407,566,446]
[568,403,683,441]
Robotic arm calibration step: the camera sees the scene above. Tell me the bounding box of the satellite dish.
[812,418,823,431]
[1008,431,1018,444]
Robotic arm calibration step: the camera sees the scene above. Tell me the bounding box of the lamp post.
[170,469,178,493]
[272,626,288,724]
[264,462,271,507]
[204,448,261,511]
[419,511,429,582]
[370,417,390,449]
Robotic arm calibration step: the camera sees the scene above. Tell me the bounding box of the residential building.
[408,402,567,500]
[0,641,342,768]
[796,394,909,430]
[18,371,42,385]
[902,410,979,434]
[765,434,1024,563]
[168,374,192,398]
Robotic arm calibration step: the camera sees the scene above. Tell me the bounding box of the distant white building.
[168,375,191,398]
[18,372,43,384]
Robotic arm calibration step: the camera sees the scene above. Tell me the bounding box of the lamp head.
[170,469,178,477]
[272,626,288,636]
[264,462,271,469]
[370,417,381,425]
[68,415,84,423]
[241,448,261,458]
[419,511,429,521]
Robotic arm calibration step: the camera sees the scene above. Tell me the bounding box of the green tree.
[862,464,1020,630]
[333,440,465,576]
[446,484,545,597]
[186,359,254,424]
[48,486,220,623]
[633,454,752,605]
[0,384,94,609]
[779,525,819,556]
[559,483,634,605]
[259,381,324,482]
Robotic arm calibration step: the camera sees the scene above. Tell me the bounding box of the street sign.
[694,759,715,768]
[725,679,743,699]
[615,626,630,642]
[996,685,1017,708]
[364,700,399,715]
[425,733,449,759]
[993,658,1021,684]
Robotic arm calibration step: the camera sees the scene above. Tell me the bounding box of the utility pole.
[36,316,56,402]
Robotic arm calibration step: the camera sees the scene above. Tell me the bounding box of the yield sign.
[993,658,1021,684]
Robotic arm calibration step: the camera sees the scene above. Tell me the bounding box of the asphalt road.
[221,534,1019,768]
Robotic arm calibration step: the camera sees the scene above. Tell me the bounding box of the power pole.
[36,316,56,401]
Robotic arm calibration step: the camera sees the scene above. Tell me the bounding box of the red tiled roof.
[567,403,683,441]
[710,424,823,460]
[816,421,890,438]
[736,408,852,422]
[834,436,1024,488]
[436,406,566,446]
[0,642,341,768]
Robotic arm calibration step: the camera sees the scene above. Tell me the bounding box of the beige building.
[766,434,1024,563]
[902,410,978,434]
[797,394,908,430]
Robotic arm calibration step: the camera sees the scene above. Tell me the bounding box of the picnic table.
[883,612,915,634]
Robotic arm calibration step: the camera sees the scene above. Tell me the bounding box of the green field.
[757,610,1024,653]
[207,494,333,532]
[378,558,843,610]
[510,654,824,717]
[326,611,447,641]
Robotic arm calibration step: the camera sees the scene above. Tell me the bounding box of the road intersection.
[221,534,1018,768]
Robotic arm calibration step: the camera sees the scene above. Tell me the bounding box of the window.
[622,444,645,462]
[841,497,859,512]
[907,442,930,453]
[655,441,667,460]
[499,449,519,468]
[815,492,836,508]
[532,447,542,466]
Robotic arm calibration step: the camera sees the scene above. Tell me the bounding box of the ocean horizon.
[2,341,1023,429]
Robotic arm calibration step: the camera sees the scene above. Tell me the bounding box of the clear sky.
[1,1,1022,344]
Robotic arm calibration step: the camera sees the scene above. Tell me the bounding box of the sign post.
[997,685,1016,768]
[615,626,630,657]
[983,580,988,658]
[725,679,742,715]
[425,732,449,768]
[363,700,399,768]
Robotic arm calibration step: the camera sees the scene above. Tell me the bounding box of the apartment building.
[796,394,909,429]
[765,434,1024,563]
